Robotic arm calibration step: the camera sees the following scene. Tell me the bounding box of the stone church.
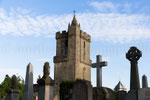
[53,15,92,100]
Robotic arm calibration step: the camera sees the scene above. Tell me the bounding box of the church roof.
[114,81,126,91]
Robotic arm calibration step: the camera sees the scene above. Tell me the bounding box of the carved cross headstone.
[92,55,107,87]
[126,46,142,90]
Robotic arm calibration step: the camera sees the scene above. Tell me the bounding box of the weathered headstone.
[142,75,148,88]
[37,62,54,100]
[125,90,137,100]
[125,88,150,100]
[93,87,115,100]
[118,91,127,100]
[92,55,107,87]
[126,46,142,90]
[138,88,150,100]
[7,75,20,100]
[72,80,93,100]
[23,63,33,100]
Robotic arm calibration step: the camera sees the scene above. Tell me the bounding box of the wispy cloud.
[89,1,118,13]
[0,8,150,43]
[35,58,51,62]
[89,1,144,14]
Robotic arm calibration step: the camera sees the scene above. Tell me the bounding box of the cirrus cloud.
[0,8,150,43]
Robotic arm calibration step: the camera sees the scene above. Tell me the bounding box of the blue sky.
[0,0,150,90]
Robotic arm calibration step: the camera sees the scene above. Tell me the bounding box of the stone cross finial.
[73,10,76,16]
[92,55,107,87]
[43,62,50,79]
[126,46,142,90]
[126,46,142,62]
[11,75,17,89]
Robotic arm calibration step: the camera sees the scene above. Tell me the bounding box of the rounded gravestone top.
[11,75,17,89]
[43,62,50,79]
[126,46,142,62]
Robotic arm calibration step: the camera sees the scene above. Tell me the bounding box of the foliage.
[0,75,24,100]
[113,90,118,100]
[0,75,11,98]
[37,75,42,81]
[59,80,75,100]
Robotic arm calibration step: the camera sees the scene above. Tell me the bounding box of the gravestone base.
[118,91,127,100]
[38,85,54,100]
[125,88,150,100]
[7,89,20,100]
[125,90,137,100]
[38,78,54,100]
[138,88,150,100]
[93,87,115,100]
[72,79,93,100]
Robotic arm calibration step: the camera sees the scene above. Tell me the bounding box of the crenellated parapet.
[80,30,91,42]
[56,30,68,39]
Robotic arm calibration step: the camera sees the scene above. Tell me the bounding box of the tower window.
[84,41,85,48]
[61,39,68,56]
[65,40,68,47]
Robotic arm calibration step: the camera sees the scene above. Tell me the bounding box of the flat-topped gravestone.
[72,80,93,100]
[23,63,33,100]
[125,90,137,100]
[138,88,150,100]
[125,88,150,100]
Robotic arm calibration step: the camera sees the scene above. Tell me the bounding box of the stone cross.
[23,63,33,100]
[126,46,142,90]
[92,55,107,87]
[142,75,148,88]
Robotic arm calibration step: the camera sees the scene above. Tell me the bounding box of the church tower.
[53,15,91,83]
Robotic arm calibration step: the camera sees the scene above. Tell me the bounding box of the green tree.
[0,75,24,100]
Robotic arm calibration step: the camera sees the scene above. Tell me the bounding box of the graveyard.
[0,14,150,100]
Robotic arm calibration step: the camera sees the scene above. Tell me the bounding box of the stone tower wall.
[54,24,91,82]
[53,16,91,100]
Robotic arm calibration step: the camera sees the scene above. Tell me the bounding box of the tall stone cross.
[92,55,107,87]
[126,46,142,90]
